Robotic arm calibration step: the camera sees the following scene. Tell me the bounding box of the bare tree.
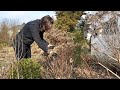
[0,19,10,45]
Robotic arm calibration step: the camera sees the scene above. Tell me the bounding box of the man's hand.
[48,44,55,49]
[48,51,58,58]
[42,44,56,57]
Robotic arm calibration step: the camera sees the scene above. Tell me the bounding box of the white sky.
[0,11,56,24]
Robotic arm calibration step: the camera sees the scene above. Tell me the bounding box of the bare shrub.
[41,44,74,79]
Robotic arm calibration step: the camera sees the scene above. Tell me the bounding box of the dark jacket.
[15,19,49,53]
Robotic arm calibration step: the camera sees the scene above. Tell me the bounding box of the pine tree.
[55,11,84,31]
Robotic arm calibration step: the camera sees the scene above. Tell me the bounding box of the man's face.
[45,21,53,32]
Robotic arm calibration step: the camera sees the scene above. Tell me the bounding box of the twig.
[98,62,120,79]
[81,56,93,78]
[103,53,118,61]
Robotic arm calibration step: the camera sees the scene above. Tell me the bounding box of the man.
[13,15,55,60]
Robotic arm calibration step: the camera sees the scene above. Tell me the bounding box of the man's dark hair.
[40,15,54,31]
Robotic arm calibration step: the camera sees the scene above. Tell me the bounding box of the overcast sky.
[0,11,56,24]
[0,11,96,25]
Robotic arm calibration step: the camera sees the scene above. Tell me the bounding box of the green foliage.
[72,29,87,44]
[71,29,89,66]
[73,45,83,66]
[55,11,84,31]
[9,58,41,79]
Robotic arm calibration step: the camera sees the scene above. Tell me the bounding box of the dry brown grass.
[0,45,115,79]
[0,29,116,79]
